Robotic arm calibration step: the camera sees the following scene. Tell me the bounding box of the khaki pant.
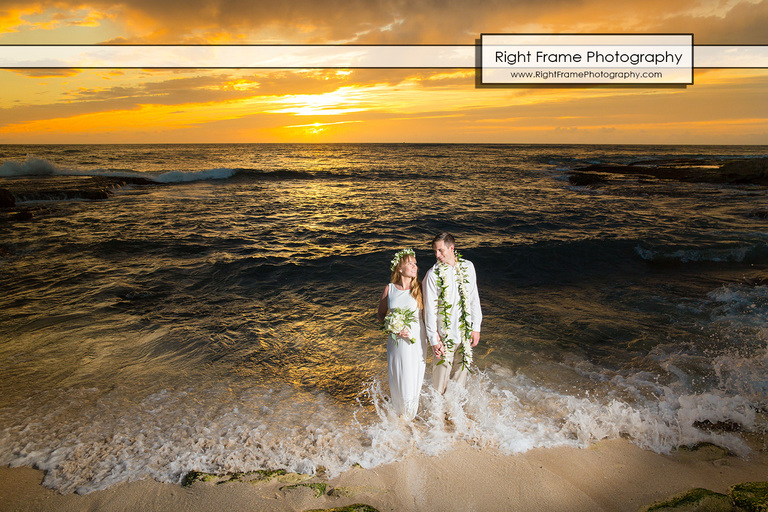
[432,348,468,394]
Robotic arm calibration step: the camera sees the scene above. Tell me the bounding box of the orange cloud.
[0,6,39,33]
[2,0,766,44]
[0,2,764,143]
[0,67,764,144]
[7,68,82,77]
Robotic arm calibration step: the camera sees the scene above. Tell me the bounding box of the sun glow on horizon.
[0,1,765,144]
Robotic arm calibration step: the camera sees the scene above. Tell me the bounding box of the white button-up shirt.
[423,259,482,348]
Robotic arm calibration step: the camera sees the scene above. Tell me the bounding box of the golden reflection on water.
[233,335,379,403]
[261,180,389,259]
[232,300,383,403]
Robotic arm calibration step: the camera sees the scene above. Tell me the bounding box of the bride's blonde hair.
[390,254,423,309]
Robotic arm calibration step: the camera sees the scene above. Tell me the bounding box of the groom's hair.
[432,232,455,248]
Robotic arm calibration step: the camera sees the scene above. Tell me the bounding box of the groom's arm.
[467,261,482,335]
[423,268,440,347]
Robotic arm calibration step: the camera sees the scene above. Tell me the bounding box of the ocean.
[1,143,767,494]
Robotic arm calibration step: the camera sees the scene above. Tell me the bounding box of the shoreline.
[3,439,767,512]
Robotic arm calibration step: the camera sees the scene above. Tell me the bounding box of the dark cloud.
[654,1,768,44]
[7,0,763,44]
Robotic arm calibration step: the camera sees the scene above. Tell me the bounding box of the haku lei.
[434,251,473,372]
[390,248,415,271]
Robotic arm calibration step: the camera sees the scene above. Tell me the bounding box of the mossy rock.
[272,472,313,484]
[257,468,287,478]
[640,487,732,512]
[674,443,730,462]
[328,487,357,498]
[304,505,381,512]
[183,468,302,487]
[328,486,389,498]
[281,482,328,498]
[730,482,768,512]
[219,472,247,484]
[181,471,219,487]
[221,469,292,485]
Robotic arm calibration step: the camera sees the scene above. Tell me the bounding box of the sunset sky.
[0,0,766,144]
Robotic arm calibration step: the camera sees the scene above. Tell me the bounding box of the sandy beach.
[2,439,767,512]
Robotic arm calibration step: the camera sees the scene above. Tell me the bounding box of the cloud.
[1,0,766,44]
[1,64,764,143]
[653,0,768,43]
[0,0,764,143]
[8,68,82,77]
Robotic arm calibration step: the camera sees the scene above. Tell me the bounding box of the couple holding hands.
[377,232,482,420]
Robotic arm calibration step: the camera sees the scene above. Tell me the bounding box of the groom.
[423,232,482,394]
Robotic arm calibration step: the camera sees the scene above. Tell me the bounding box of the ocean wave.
[0,363,758,494]
[153,168,316,183]
[0,156,317,184]
[154,168,238,183]
[0,155,147,180]
[706,284,768,403]
[0,156,69,177]
[634,244,755,263]
[467,239,644,285]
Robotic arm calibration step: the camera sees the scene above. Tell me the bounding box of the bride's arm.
[376,285,389,322]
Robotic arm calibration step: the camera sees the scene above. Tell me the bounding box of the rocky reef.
[180,468,384,511]
[0,175,157,223]
[640,481,768,512]
[569,157,768,188]
[0,175,156,204]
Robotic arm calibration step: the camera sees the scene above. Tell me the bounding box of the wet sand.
[2,439,767,512]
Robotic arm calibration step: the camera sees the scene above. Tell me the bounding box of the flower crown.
[390,248,415,271]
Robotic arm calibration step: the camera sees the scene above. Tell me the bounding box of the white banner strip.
[0,44,765,69]
[0,45,474,69]
[694,45,768,68]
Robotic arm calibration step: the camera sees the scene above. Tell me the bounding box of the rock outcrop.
[0,175,156,203]
[572,157,768,186]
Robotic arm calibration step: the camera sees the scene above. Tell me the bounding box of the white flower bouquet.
[383,307,417,344]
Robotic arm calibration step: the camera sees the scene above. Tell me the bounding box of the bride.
[377,248,427,420]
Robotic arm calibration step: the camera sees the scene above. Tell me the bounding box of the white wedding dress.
[386,283,427,420]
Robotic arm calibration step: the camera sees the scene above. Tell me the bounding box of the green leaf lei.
[434,251,474,372]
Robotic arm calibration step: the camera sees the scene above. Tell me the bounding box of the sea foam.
[0,155,238,183]
[0,156,62,177]
[0,362,758,494]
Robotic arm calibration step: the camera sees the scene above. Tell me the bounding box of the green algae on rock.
[730,482,768,512]
[327,487,355,498]
[673,443,731,463]
[639,487,732,512]
[254,468,287,479]
[328,486,389,498]
[280,482,328,498]
[181,471,218,487]
[181,468,311,487]
[304,505,381,512]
